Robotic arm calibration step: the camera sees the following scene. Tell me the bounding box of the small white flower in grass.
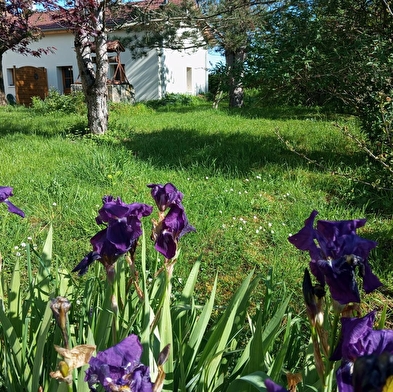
[15,252,21,257]
[76,299,81,305]
[21,242,26,248]
[253,215,257,220]
[233,217,236,220]
[14,246,19,250]
[230,188,234,192]
[271,230,275,234]
[282,222,286,226]
[52,202,57,207]
[187,178,190,181]
[222,224,226,229]
[288,233,293,237]
[219,210,223,214]
[239,191,242,195]
[268,222,272,227]
[244,190,248,194]
[239,227,243,231]
[256,175,261,180]
[205,176,209,180]
[256,229,260,234]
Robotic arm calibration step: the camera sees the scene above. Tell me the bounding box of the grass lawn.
[1,99,392,310]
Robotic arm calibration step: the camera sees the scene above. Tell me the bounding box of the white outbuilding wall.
[2,29,208,103]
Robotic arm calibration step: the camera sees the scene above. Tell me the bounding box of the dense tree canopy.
[120,0,277,108]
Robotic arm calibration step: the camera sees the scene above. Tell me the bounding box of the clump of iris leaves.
[0,180,392,392]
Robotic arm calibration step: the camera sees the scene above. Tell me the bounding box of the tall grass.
[0,99,391,308]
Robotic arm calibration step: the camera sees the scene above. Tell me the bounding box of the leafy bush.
[32,88,86,115]
[145,93,207,109]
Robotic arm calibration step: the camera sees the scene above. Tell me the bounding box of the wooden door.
[14,66,48,106]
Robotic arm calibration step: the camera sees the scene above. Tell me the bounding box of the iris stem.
[111,277,119,345]
[322,312,340,392]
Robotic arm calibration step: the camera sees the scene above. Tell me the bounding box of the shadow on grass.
[118,126,364,177]
[0,108,87,138]
[227,105,353,121]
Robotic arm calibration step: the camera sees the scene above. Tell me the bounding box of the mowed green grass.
[0,101,392,307]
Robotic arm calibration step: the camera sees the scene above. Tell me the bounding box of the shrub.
[31,88,86,115]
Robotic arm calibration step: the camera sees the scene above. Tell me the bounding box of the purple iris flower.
[288,210,381,303]
[147,183,183,212]
[73,196,153,276]
[85,334,153,392]
[154,204,195,260]
[352,352,393,392]
[264,379,288,392]
[331,311,393,391]
[0,186,24,217]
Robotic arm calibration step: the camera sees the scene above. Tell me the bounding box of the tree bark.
[0,54,8,105]
[225,47,246,108]
[74,9,108,135]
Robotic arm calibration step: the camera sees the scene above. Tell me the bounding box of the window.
[7,68,14,86]
[186,67,192,93]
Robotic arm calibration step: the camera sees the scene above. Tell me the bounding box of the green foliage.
[0,220,300,391]
[32,89,86,115]
[0,226,70,392]
[144,93,208,109]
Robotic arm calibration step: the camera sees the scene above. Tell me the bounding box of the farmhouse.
[2,0,209,105]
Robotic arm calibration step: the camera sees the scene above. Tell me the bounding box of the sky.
[207,49,225,70]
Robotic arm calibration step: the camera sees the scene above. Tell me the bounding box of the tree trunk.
[225,47,246,108]
[0,54,8,106]
[74,11,108,135]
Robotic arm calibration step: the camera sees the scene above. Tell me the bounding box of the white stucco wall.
[2,29,208,103]
[162,47,208,95]
[3,33,79,99]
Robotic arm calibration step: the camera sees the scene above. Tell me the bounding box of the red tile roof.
[31,0,187,31]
